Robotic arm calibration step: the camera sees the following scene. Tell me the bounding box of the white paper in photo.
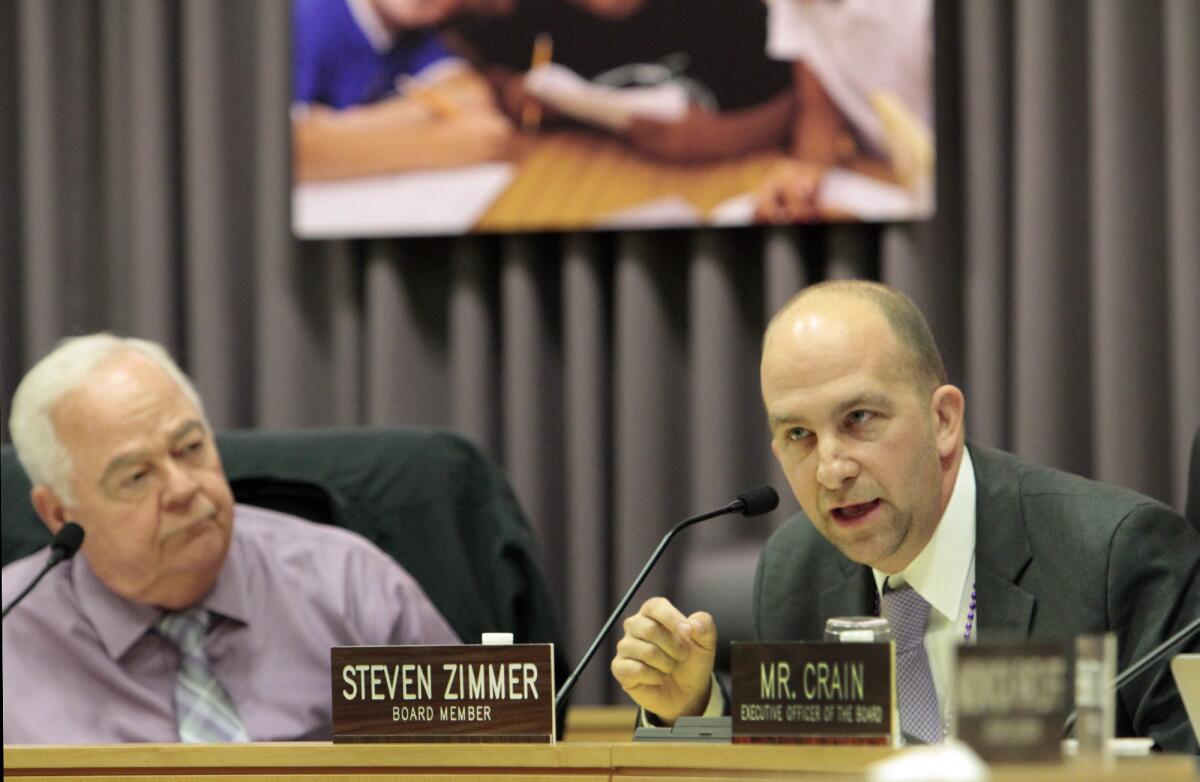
[292,163,516,238]
[524,63,688,132]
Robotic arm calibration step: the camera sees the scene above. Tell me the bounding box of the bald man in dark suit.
[612,281,1199,752]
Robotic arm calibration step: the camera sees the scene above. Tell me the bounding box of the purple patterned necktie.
[156,608,250,743]
[880,582,943,744]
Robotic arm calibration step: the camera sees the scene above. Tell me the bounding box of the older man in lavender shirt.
[2,334,458,744]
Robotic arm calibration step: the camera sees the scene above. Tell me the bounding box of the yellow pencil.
[521,33,554,132]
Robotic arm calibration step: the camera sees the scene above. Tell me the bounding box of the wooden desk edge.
[611,741,895,773]
[2,741,610,770]
[4,742,1194,781]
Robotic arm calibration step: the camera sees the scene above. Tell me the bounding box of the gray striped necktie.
[156,608,250,743]
[880,582,943,744]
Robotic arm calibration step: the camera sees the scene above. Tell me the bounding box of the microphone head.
[735,486,779,517]
[51,522,85,559]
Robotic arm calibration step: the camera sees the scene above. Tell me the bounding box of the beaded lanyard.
[874,583,977,642]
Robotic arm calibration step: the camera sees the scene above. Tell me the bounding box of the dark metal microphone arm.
[553,499,745,718]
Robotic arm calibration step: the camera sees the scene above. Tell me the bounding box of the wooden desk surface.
[475,131,788,232]
[474,130,903,233]
[4,740,1194,782]
[294,129,904,236]
[564,705,637,743]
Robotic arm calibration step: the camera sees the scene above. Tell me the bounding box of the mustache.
[158,503,218,542]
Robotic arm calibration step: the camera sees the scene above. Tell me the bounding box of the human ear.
[930,385,965,459]
[30,485,68,536]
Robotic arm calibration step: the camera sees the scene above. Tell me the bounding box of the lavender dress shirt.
[1,504,459,744]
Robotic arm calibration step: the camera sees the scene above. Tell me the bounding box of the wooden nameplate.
[731,641,896,745]
[331,644,555,743]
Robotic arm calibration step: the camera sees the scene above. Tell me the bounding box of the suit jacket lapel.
[819,561,875,622]
[970,444,1036,639]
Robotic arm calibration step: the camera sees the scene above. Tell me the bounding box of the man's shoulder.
[762,509,828,556]
[971,443,1179,528]
[971,444,1194,574]
[2,547,50,588]
[1,548,64,610]
[223,505,433,634]
[2,549,87,676]
[759,509,852,586]
[232,504,392,564]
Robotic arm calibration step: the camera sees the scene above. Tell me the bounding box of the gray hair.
[8,334,206,504]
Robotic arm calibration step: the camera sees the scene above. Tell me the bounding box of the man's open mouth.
[831,499,881,523]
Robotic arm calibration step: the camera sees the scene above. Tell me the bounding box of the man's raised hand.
[610,597,717,724]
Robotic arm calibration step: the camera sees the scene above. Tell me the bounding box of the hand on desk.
[418,69,502,114]
[611,597,716,725]
[625,92,794,164]
[425,111,514,166]
[754,159,826,223]
[293,100,513,182]
[625,107,723,163]
[292,62,515,183]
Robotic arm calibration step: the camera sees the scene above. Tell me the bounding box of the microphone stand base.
[634,716,732,743]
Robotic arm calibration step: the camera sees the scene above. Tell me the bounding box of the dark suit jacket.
[754,444,1200,753]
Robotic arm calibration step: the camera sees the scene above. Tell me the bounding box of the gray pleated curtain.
[1,0,1197,704]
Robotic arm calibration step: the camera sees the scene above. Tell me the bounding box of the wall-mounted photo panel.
[291,0,935,238]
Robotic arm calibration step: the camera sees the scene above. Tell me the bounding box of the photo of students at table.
[289,0,936,234]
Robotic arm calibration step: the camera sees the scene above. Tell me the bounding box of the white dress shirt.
[872,446,977,725]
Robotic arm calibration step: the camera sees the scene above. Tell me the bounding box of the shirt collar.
[345,0,395,53]
[872,445,977,622]
[73,555,161,661]
[73,510,252,661]
[203,524,252,626]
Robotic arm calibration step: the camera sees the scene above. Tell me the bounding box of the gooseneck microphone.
[1061,614,1200,738]
[554,486,779,718]
[2,522,85,620]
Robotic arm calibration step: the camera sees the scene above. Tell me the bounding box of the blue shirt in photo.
[293,0,453,109]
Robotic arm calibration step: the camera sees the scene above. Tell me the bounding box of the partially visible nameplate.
[953,643,1068,762]
[331,644,555,743]
[731,642,895,745]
